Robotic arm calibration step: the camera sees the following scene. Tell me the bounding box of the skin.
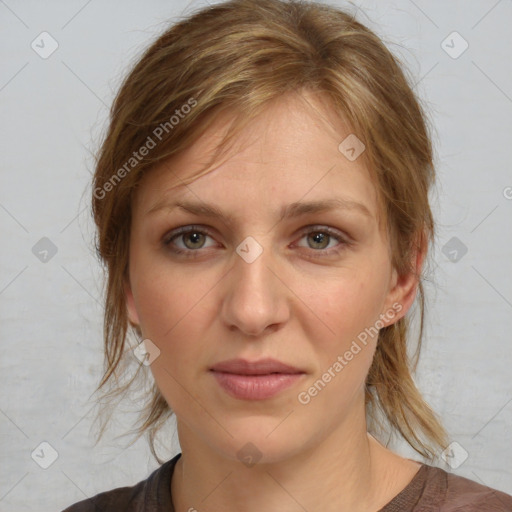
[125,90,423,512]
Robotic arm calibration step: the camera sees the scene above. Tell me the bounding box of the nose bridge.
[220,234,288,336]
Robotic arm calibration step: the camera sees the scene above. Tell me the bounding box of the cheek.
[131,252,225,375]
[290,261,391,405]
[131,242,216,337]
[132,266,217,412]
[295,263,390,346]
[293,271,388,414]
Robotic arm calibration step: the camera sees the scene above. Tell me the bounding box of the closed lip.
[209,358,304,375]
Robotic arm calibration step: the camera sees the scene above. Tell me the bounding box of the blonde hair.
[91,0,447,462]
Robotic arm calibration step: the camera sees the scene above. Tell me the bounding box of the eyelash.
[162,224,351,259]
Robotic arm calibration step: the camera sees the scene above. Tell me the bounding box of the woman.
[63,0,512,510]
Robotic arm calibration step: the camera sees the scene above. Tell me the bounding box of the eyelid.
[296,224,349,243]
[162,224,215,245]
[162,224,351,256]
[292,224,351,257]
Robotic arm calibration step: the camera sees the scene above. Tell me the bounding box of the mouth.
[209,358,306,400]
[209,357,304,375]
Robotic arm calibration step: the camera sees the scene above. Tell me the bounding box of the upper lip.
[210,358,304,375]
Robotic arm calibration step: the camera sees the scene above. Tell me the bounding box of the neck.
[170,405,413,512]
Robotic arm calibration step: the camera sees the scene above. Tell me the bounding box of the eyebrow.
[146,197,372,224]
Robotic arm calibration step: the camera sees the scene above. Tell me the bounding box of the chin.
[206,421,311,467]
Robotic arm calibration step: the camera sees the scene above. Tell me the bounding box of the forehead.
[133,91,381,224]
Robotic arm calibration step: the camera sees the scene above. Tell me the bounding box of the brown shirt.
[62,453,512,511]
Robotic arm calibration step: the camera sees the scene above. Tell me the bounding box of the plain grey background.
[1,0,511,510]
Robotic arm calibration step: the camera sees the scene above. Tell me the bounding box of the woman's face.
[125,92,417,464]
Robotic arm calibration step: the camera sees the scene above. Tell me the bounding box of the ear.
[124,276,140,327]
[381,232,427,327]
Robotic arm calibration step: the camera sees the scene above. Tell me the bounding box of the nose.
[220,239,290,337]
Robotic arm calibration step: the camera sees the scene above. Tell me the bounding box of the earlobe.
[384,271,419,326]
[124,278,140,326]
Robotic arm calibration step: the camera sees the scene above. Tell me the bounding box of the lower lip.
[211,371,304,400]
